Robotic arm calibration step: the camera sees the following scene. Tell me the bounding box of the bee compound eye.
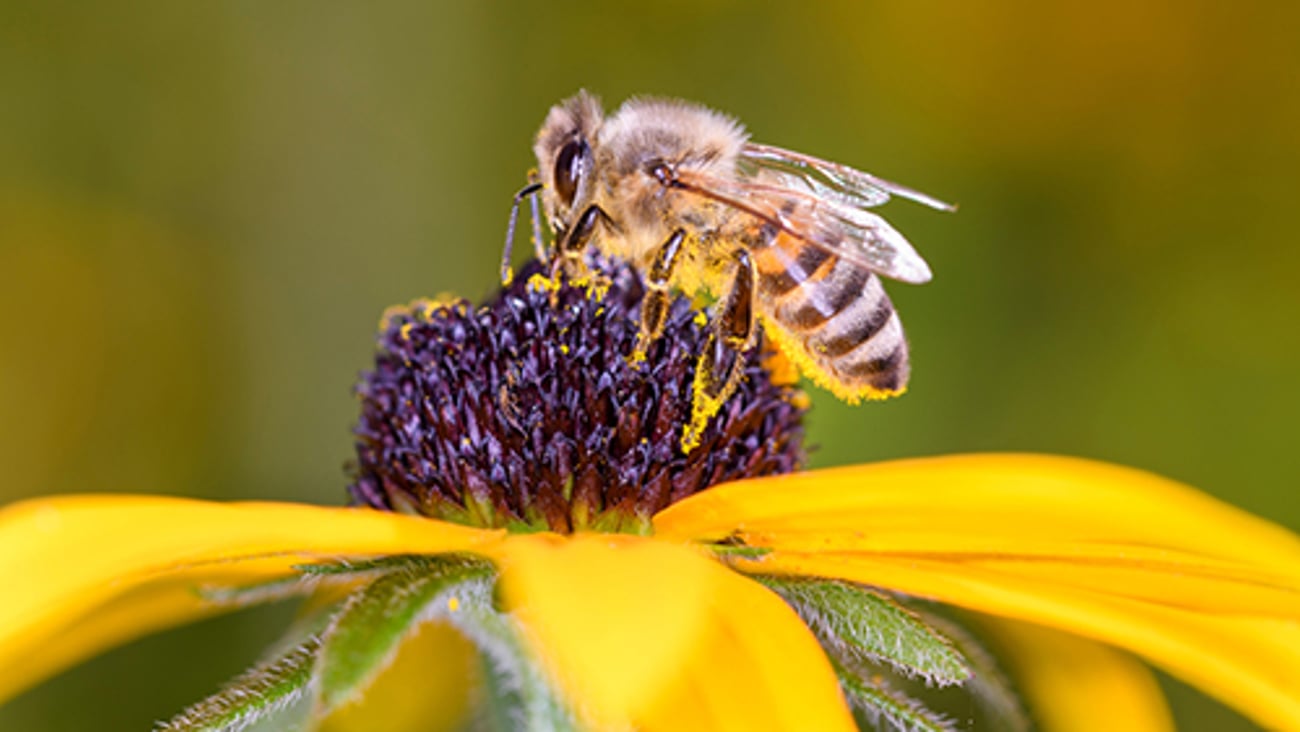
[553,139,588,208]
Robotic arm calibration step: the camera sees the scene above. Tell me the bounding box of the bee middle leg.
[683,249,756,452]
[632,228,687,362]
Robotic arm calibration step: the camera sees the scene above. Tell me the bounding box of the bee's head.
[534,90,604,236]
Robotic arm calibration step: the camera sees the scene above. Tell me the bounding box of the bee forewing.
[675,168,934,285]
[846,170,956,212]
[742,143,956,212]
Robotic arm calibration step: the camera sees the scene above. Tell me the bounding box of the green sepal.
[913,610,1031,732]
[447,576,580,731]
[834,661,957,732]
[157,635,321,732]
[706,532,774,559]
[707,543,773,560]
[196,575,315,608]
[586,507,650,536]
[759,576,971,687]
[313,555,495,715]
[292,554,444,577]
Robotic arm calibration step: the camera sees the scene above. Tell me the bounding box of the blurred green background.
[2,1,1297,729]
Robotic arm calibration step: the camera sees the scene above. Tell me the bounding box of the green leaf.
[157,635,320,732]
[759,576,971,687]
[834,663,957,732]
[313,555,494,714]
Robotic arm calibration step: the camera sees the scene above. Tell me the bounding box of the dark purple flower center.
[348,259,805,533]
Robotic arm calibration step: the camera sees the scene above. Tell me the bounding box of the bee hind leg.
[632,229,687,365]
[682,249,755,453]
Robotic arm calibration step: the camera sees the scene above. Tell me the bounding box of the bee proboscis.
[502,91,952,450]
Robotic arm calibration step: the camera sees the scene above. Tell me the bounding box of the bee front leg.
[553,204,609,284]
[683,249,756,452]
[524,169,546,264]
[632,228,687,363]
[500,179,543,285]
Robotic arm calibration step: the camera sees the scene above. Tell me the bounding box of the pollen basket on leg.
[348,259,806,534]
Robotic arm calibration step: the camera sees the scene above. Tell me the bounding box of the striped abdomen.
[751,234,909,399]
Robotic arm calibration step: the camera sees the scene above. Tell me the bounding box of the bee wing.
[741,143,956,213]
[675,158,941,284]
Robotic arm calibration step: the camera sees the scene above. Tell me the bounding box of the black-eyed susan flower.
[1,260,1297,731]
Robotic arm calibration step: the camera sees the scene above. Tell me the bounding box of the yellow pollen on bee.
[759,320,903,404]
[760,342,801,388]
[681,397,719,454]
[681,357,742,454]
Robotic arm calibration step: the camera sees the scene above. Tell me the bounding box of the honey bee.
[501,91,952,449]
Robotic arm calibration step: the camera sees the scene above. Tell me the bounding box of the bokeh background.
[2,1,1297,729]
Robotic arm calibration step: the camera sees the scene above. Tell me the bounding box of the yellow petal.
[977,618,1175,732]
[757,554,1300,728]
[491,533,856,732]
[0,558,290,702]
[978,619,1174,732]
[0,495,500,701]
[490,533,710,726]
[642,562,857,732]
[656,454,1300,729]
[656,454,1300,568]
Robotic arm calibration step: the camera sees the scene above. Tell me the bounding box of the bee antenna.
[501,181,544,285]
